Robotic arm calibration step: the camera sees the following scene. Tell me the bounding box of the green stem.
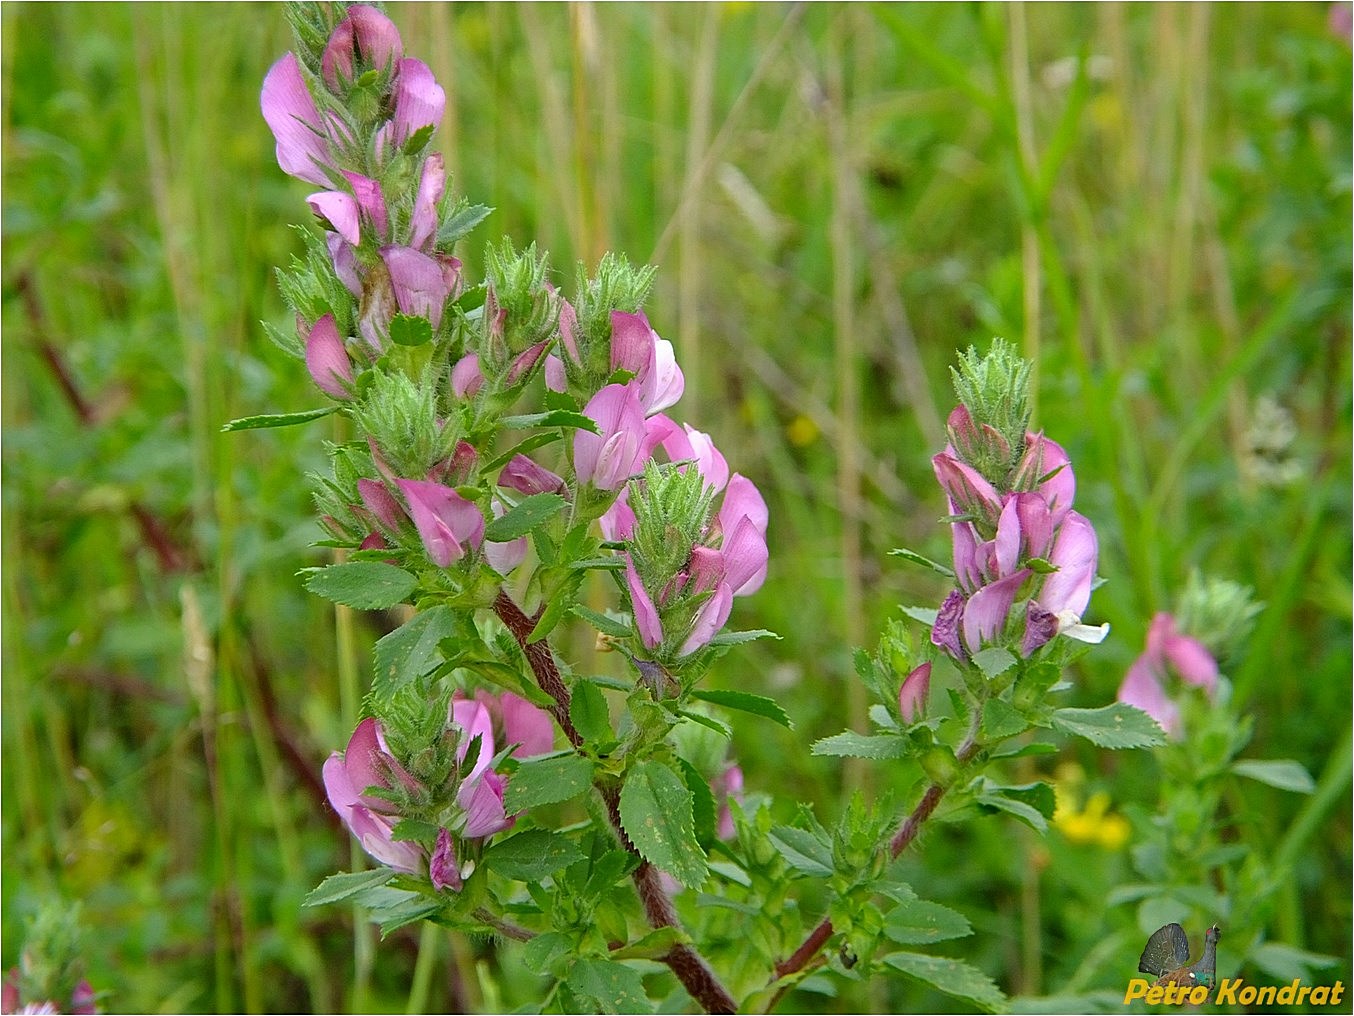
[406,922,440,1015]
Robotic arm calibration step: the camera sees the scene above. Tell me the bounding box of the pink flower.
[410,154,445,252]
[575,384,647,490]
[396,479,484,567]
[384,58,445,152]
[472,689,556,759]
[608,310,685,415]
[357,478,406,532]
[452,354,485,398]
[499,455,566,497]
[1117,613,1219,737]
[260,53,336,185]
[898,663,932,724]
[321,5,403,91]
[302,313,354,399]
[323,718,426,874]
[379,246,454,329]
[714,764,744,841]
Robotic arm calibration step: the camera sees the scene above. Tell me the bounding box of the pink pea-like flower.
[575,384,647,491]
[1117,612,1219,737]
[397,479,484,567]
[303,313,354,399]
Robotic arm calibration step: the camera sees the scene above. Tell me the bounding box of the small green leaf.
[482,829,586,881]
[1051,703,1166,749]
[889,547,956,578]
[501,409,599,433]
[303,561,417,609]
[484,493,567,542]
[608,926,688,960]
[388,313,432,347]
[436,200,493,244]
[570,679,614,746]
[900,605,940,625]
[972,647,1017,681]
[768,825,834,878]
[522,931,573,976]
[990,741,1057,759]
[570,604,631,639]
[503,754,595,812]
[372,605,459,697]
[566,958,655,1015]
[528,571,584,642]
[810,731,907,759]
[690,689,792,729]
[982,698,1027,740]
[374,894,442,938]
[678,710,732,739]
[303,869,394,908]
[677,757,718,845]
[976,791,1048,832]
[482,432,560,474]
[402,123,436,155]
[221,406,336,432]
[883,951,1007,1013]
[706,628,781,647]
[883,899,974,945]
[618,760,707,888]
[1231,758,1316,794]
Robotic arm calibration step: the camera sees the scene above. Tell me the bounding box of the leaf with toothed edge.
[618,760,707,888]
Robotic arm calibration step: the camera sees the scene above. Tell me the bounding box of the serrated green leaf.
[303,561,417,609]
[972,646,1017,681]
[810,731,906,759]
[990,741,1057,759]
[403,122,436,154]
[768,825,834,878]
[690,689,792,729]
[372,605,459,697]
[569,604,631,638]
[302,869,394,908]
[1051,703,1166,749]
[482,432,561,474]
[706,628,781,647]
[883,899,974,945]
[482,828,586,881]
[388,313,432,347]
[889,547,956,578]
[566,958,655,1014]
[522,931,573,976]
[570,679,614,746]
[900,605,940,625]
[982,698,1028,740]
[500,409,599,433]
[883,951,1007,1012]
[976,791,1048,832]
[528,571,583,642]
[503,754,595,812]
[1231,758,1315,794]
[375,895,442,938]
[221,406,336,432]
[619,760,707,888]
[678,710,731,739]
[436,201,493,245]
[484,493,568,542]
[608,926,688,960]
[677,757,718,845]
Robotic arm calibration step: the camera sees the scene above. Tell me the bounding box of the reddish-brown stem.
[492,590,737,1014]
[768,733,984,1008]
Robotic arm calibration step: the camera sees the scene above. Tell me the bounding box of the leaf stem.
[492,590,737,1014]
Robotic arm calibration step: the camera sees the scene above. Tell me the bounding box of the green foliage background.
[3,3,1349,1012]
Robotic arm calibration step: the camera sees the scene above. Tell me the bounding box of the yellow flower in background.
[1052,763,1130,850]
[787,414,818,447]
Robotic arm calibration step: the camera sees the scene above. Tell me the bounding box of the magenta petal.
[304,313,354,399]
[647,337,685,414]
[1017,433,1075,526]
[609,310,657,379]
[450,697,496,784]
[1118,655,1178,736]
[410,153,445,251]
[544,353,567,392]
[322,4,403,90]
[452,353,485,398]
[430,827,462,892]
[500,692,555,758]
[308,190,361,246]
[680,425,730,493]
[686,545,727,595]
[357,478,406,531]
[499,454,566,497]
[933,453,1003,529]
[397,479,484,567]
[1013,491,1055,560]
[484,502,528,575]
[720,515,768,596]
[575,383,646,490]
[931,589,967,661]
[993,495,1023,577]
[625,556,664,649]
[718,474,768,536]
[898,662,932,724]
[69,981,96,1016]
[261,53,332,185]
[327,234,362,296]
[962,569,1029,655]
[557,296,581,365]
[460,770,513,838]
[679,581,733,657]
[343,171,389,242]
[951,517,982,593]
[1162,630,1219,693]
[600,494,636,541]
[392,58,446,145]
[380,245,451,329]
[1020,601,1059,657]
[349,804,424,873]
[1037,511,1098,617]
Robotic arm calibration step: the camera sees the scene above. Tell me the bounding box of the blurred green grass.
[2,3,1349,1012]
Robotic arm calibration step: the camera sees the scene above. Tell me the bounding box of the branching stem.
[492,591,737,1014]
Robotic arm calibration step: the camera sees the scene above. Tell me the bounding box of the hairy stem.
[492,590,737,1014]
[768,724,985,1008]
